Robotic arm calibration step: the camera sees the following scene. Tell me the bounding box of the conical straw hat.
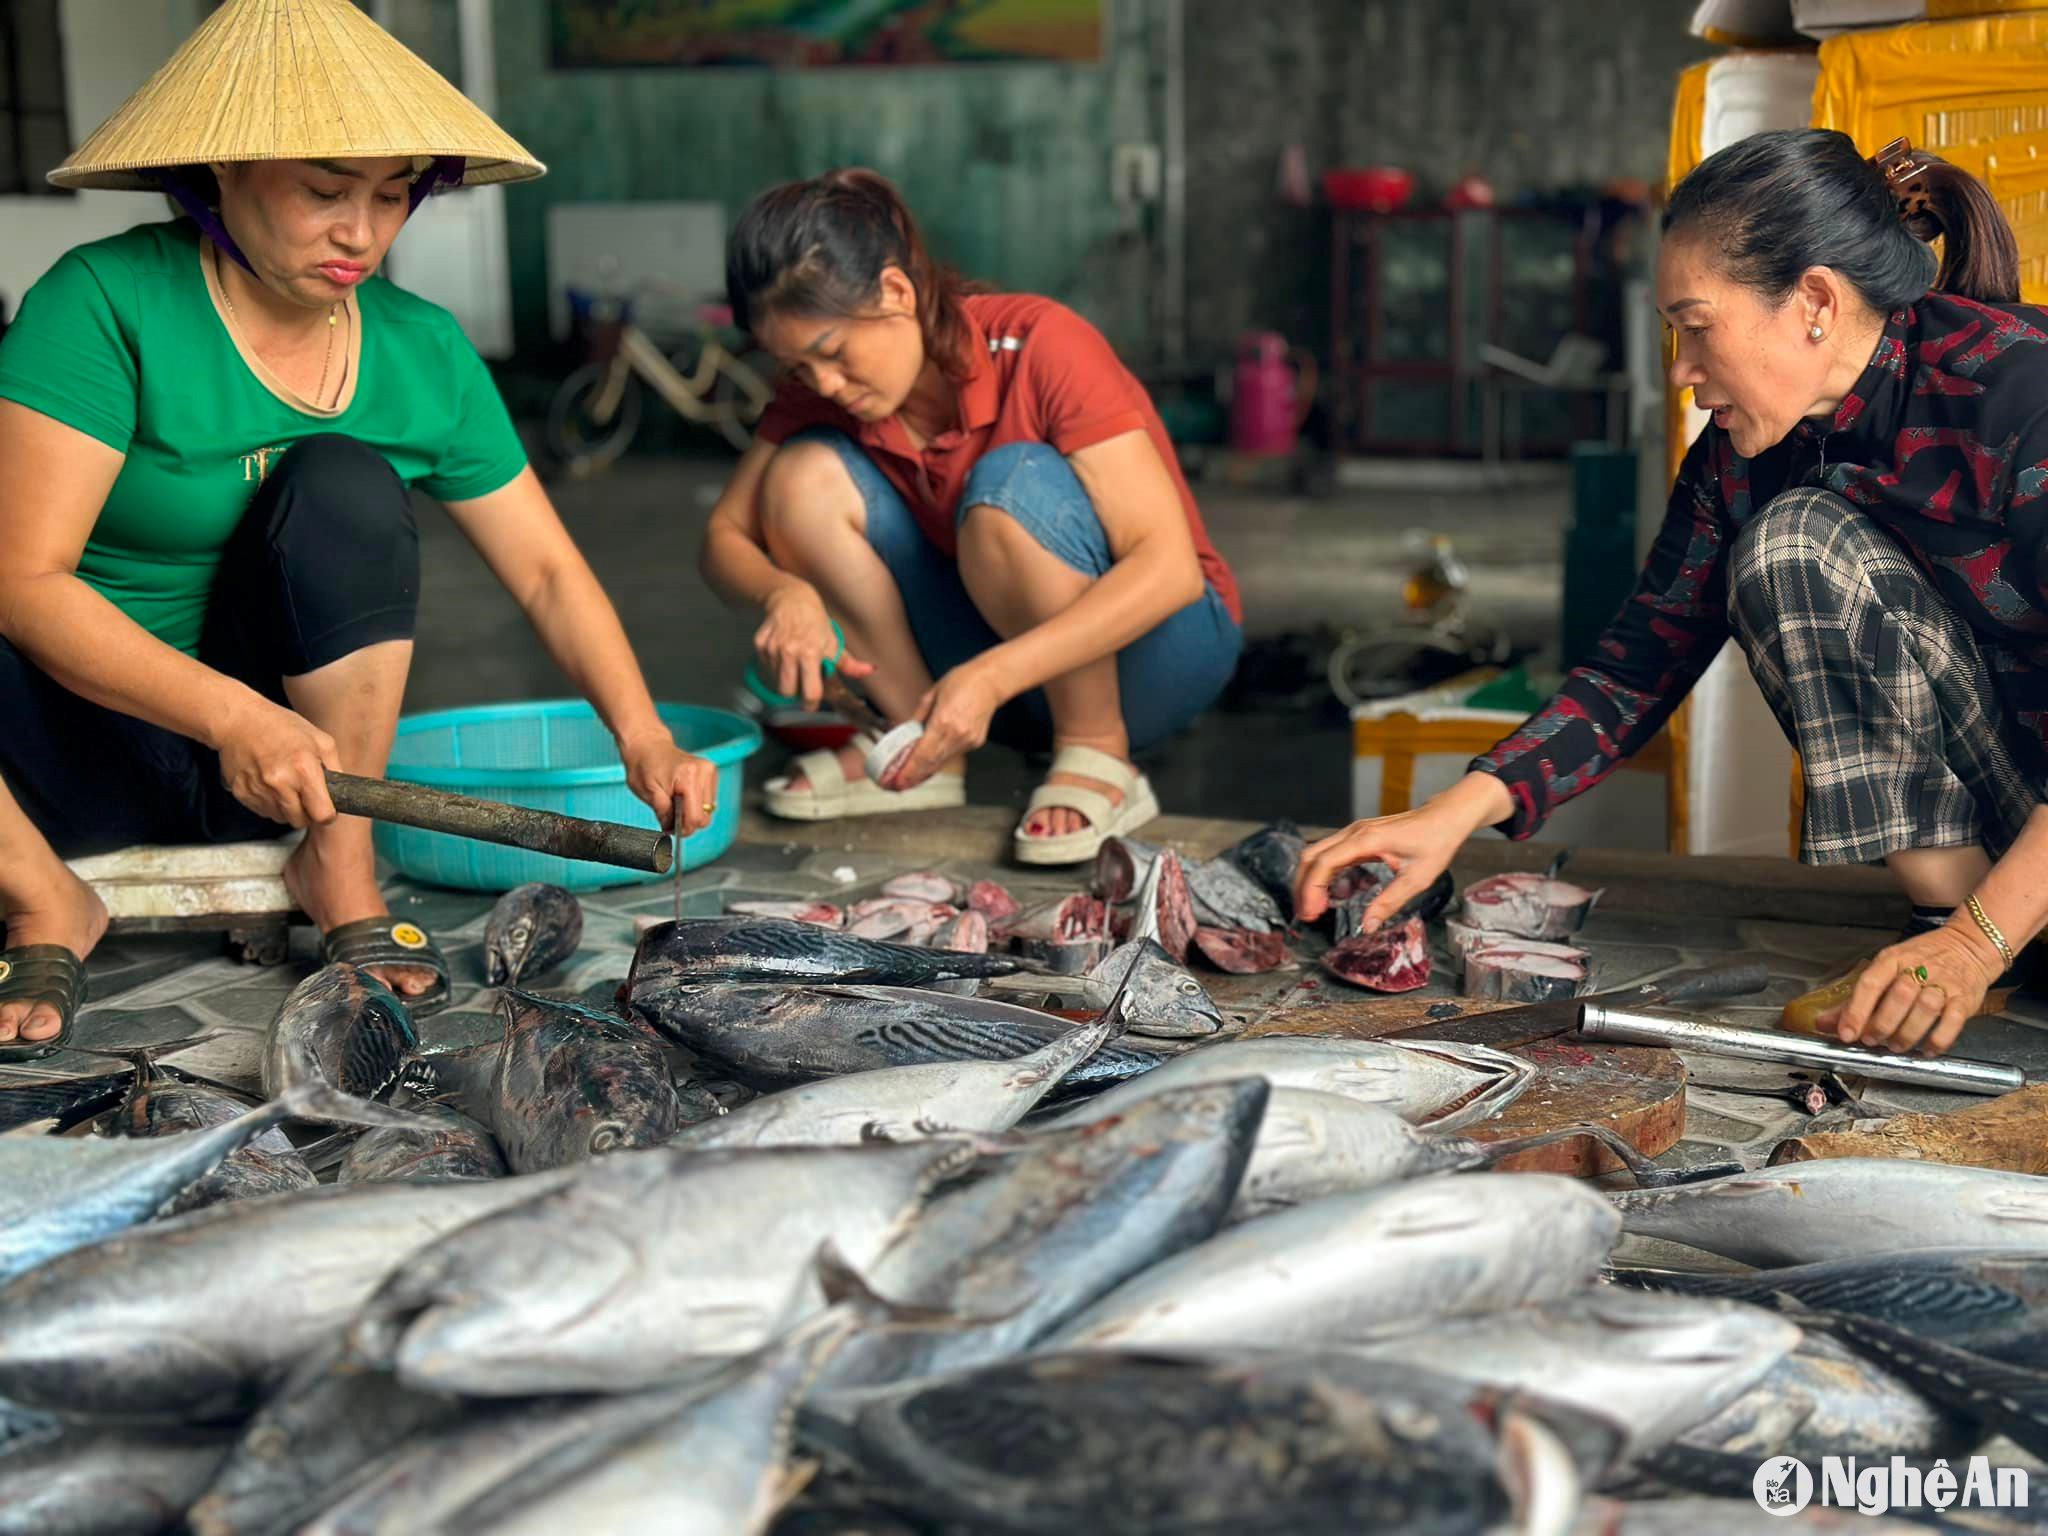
[49,0,543,191]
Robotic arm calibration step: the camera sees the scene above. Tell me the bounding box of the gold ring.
[701,802,716,813]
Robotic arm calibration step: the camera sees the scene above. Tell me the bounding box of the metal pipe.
[1577,1002,2025,1097]
[326,773,672,875]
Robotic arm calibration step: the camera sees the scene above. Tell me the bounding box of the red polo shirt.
[754,292,1242,624]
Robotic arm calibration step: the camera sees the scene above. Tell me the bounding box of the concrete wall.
[1180,0,1714,368]
[488,0,1157,359]
[0,0,210,312]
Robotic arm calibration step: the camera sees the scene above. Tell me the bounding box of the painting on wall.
[550,0,1104,69]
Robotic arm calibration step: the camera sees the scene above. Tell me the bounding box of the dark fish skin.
[0,1425,233,1536]
[108,1077,316,1213]
[629,917,1024,993]
[0,1069,137,1135]
[1185,857,1284,934]
[418,991,680,1173]
[1616,1248,2048,1366]
[262,964,417,1104]
[484,883,585,987]
[1224,821,1304,917]
[336,1085,509,1183]
[808,1350,1614,1536]
[629,982,1168,1098]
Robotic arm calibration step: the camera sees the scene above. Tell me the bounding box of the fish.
[185,1337,462,1536]
[0,1425,234,1536]
[1462,937,1594,1002]
[1081,939,1224,1040]
[966,879,1021,923]
[1461,868,1602,941]
[724,899,844,927]
[1223,820,1304,917]
[847,897,956,943]
[1322,913,1431,991]
[418,991,680,1173]
[669,1015,1112,1149]
[806,1348,1615,1536]
[630,982,1168,1098]
[628,916,1022,991]
[1569,1496,1933,1535]
[350,1139,979,1397]
[1607,1160,2048,1267]
[1183,856,1284,934]
[337,1083,509,1183]
[811,1079,1270,1396]
[1090,835,1158,905]
[1340,1288,1801,1456]
[1190,925,1289,974]
[417,1257,908,1536]
[0,1174,569,1422]
[1001,894,1112,974]
[0,1065,141,1135]
[1326,861,1456,929]
[1670,1329,1981,1467]
[933,908,989,955]
[1050,1035,1534,1132]
[1045,1173,1619,1351]
[1614,1247,2048,1369]
[1129,850,1198,964]
[262,964,417,1106]
[106,1072,316,1213]
[0,1079,423,1290]
[882,871,963,905]
[482,883,584,987]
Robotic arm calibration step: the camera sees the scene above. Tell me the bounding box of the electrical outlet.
[1112,143,1162,206]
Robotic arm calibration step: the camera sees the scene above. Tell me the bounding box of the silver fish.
[0,1175,567,1422]
[0,1080,419,1289]
[670,1016,1111,1149]
[1046,1173,1619,1351]
[1080,940,1225,1040]
[1609,1159,2048,1267]
[1341,1288,1800,1456]
[262,964,418,1105]
[350,1140,978,1397]
[105,1074,315,1214]
[1184,855,1284,933]
[1051,1035,1534,1132]
[0,1426,232,1536]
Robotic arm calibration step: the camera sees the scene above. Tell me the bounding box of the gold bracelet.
[1967,894,2016,971]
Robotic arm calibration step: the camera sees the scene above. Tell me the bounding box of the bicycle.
[1325,532,1515,708]
[545,271,777,475]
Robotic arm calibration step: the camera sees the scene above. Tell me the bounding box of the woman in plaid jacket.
[1299,128,2046,1060]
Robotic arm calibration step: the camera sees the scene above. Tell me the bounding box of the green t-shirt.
[0,220,527,655]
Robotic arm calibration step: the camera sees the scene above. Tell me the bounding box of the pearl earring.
[1810,324,1825,341]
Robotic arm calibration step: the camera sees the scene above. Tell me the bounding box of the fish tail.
[277,1083,441,1132]
[813,1241,1021,1333]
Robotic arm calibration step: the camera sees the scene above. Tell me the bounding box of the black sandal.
[0,946,89,1062]
[321,917,451,1017]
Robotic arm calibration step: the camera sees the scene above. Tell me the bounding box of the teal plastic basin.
[374,700,762,892]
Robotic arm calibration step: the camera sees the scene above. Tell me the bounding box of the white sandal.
[1012,745,1160,866]
[761,732,967,821]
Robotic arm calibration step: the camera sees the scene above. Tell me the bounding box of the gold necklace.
[216,246,343,408]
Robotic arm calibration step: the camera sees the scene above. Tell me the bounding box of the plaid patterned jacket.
[1473,292,2048,840]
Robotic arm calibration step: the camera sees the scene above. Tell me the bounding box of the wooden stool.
[66,840,304,966]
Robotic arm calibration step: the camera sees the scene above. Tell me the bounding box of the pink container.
[1230,332,1317,457]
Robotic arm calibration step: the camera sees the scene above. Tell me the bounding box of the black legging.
[0,434,418,857]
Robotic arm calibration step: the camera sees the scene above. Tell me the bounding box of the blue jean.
[793,429,1242,755]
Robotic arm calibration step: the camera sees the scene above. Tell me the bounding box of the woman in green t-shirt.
[0,0,719,1055]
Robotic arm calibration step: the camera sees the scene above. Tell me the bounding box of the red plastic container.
[1323,166,1414,212]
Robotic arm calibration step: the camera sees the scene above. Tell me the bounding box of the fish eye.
[588,1124,625,1153]
[1178,979,1201,993]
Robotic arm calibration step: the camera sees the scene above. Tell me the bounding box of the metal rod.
[1577,1003,2025,1097]
[326,772,671,875]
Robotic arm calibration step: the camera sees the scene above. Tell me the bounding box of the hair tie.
[1875,135,1938,224]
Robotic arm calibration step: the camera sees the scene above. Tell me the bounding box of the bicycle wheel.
[1326,629,1477,711]
[545,363,642,476]
[708,350,777,453]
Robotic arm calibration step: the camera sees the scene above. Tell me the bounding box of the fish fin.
[277,1083,441,1133]
[1984,1190,2048,1226]
[1495,1406,1587,1536]
[813,1241,1024,1332]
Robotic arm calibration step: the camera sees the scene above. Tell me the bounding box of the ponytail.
[726,168,984,383]
[1665,128,2022,310]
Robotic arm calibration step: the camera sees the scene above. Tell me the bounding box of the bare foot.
[1021,754,1133,841]
[779,743,966,796]
[0,867,109,1046]
[284,833,438,1001]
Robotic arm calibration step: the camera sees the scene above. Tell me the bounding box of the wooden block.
[1769,1081,2048,1173]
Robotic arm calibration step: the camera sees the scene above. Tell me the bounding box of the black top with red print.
[1472,291,2048,841]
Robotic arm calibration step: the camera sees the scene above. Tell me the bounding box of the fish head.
[1089,941,1225,1039]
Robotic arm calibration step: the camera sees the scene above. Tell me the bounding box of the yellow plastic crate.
[1815,13,2048,299]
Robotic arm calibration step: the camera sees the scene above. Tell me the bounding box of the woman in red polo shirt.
[700,169,1243,865]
